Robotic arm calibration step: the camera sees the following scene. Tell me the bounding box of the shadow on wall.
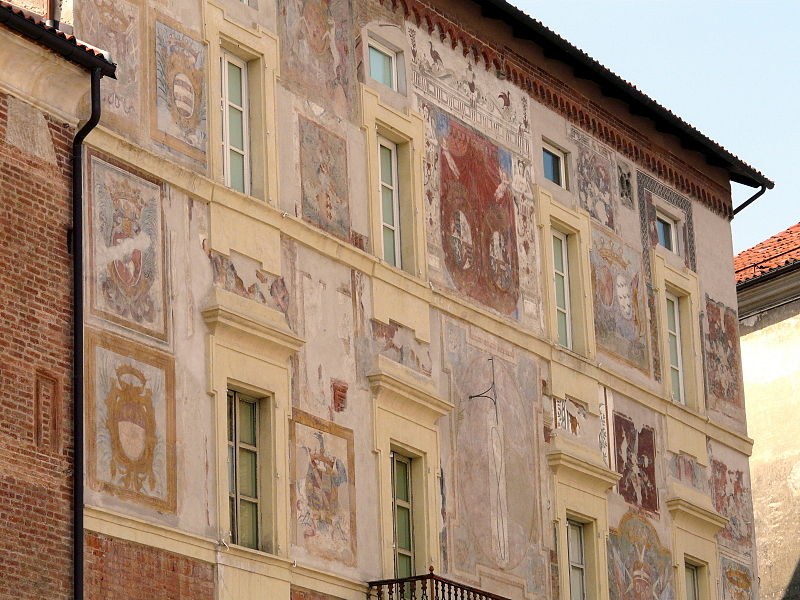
[783,559,800,600]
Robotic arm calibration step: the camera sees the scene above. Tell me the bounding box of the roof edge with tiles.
[0,1,116,78]
[734,222,800,286]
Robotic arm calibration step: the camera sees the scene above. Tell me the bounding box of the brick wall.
[85,532,215,599]
[0,90,75,598]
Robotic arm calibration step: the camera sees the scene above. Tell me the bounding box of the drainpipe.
[732,184,768,217]
[45,0,58,27]
[72,66,102,600]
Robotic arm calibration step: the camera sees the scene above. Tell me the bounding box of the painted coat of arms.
[290,410,356,565]
[88,154,167,340]
[153,19,207,161]
[86,330,176,511]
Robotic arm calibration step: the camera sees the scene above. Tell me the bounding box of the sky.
[512,0,798,254]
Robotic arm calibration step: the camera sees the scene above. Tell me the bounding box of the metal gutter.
[475,0,773,190]
[736,258,800,292]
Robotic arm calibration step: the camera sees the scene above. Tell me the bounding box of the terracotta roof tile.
[0,1,113,66]
[734,222,800,284]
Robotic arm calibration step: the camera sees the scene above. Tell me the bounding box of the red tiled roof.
[0,1,115,74]
[734,222,800,284]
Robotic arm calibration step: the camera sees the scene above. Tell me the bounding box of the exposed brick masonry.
[0,91,75,599]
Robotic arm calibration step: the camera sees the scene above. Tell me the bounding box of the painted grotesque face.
[616,274,633,320]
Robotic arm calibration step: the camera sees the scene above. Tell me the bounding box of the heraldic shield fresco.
[590,227,649,372]
[87,153,167,341]
[153,19,207,162]
[432,106,520,316]
[608,513,674,600]
[721,557,753,600]
[86,330,176,512]
[290,409,356,566]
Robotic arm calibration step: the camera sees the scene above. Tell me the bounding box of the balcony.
[368,569,512,600]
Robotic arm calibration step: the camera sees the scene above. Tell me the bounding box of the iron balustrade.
[368,568,512,600]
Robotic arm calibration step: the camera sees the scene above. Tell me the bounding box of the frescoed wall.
[613,412,658,513]
[711,458,753,549]
[299,116,351,240]
[721,557,753,600]
[87,153,167,341]
[290,409,357,566]
[569,127,617,231]
[86,330,176,512]
[704,296,743,415]
[153,19,207,162]
[608,512,673,600]
[590,228,649,372]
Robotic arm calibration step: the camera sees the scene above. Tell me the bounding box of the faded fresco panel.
[444,323,542,590]
[614,412,658,513]
[370,319,432,376]
[3,96,57,163]
[79,0,141,136]
[617,161,634,210]
[291,586,345,600]
[668,453,707,494]
[210,251,290,317]
[711,459,753,548]
[704,296,743,413]
[87,154,167,341]
[721,557,753,600]
[86,330,176,512]
[570,127,617,231]
[299,117,350,240]
[590,228,649,372]
[152,19,207,161]
[608,512,673,600]
[433,106,519,316]
[290,410,356,566]
[277,0,356,119]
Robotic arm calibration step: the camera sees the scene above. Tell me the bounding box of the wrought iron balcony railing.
[368,568,512,600]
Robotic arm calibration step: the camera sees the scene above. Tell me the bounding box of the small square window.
[543,144,566,187]
[656,214,677,252]
[369,42,396,90]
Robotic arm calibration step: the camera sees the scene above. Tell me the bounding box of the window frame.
[391,451,415,578]
[227,389,261,549]
[567,519,587,600]
[368,39,398,90]
[379,136,402,268]
[656,212,677,253]
[221,51,251,195]
[665,291,685,405]
[542,141,568,189]
[684,561,700,600]
[552,228,573,349]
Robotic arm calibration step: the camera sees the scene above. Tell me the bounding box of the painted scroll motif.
[290,410,356,566]
[88,154,167,340]
[86,330,176,511]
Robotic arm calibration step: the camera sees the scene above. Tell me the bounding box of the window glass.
[227,61,243,106]
[552,231,572,348]
[543,148,562,186]
[228,390,261,549]
[369,45,394,88]
[379,139,401,268]
[685,564,699,600]
[223,54,249,194]
[392,452,414,578]
[567,521,586,600]
[657,216,674,251]
[666,294,684,404]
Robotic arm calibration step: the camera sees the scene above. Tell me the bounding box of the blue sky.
[512,0,798,253]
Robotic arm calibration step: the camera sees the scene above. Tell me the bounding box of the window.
[567,520,587,600]
[369,41,396,89]
[221,52,250,194]
[379,137,402,267]
[391,451,415,578]
[552,230,572,349]
[665,292,685,404]
[656,213,677,252]
[228,390,260,549]
[543,144,566,187]
[685,562,699,600]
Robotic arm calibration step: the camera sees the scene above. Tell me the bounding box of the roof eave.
[475,0,773,190]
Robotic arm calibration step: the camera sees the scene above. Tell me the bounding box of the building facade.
[736,224,800,600]
[0,0,770,599]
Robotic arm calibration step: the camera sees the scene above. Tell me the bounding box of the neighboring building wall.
[737,228,800,600]
[0,57,79,600]
[1,0,755,598]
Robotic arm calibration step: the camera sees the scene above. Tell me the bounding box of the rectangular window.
[221,53,250,194]
[379,137,402,268]
[391,451,414,579]
[567,520,586,600]
[543,144,566,187]
[228,390,260,549]
[685,563,699,600]
[666,292,685,404]
[369,41,396,89]
[552,230,572,349]
[656,214,676,252]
